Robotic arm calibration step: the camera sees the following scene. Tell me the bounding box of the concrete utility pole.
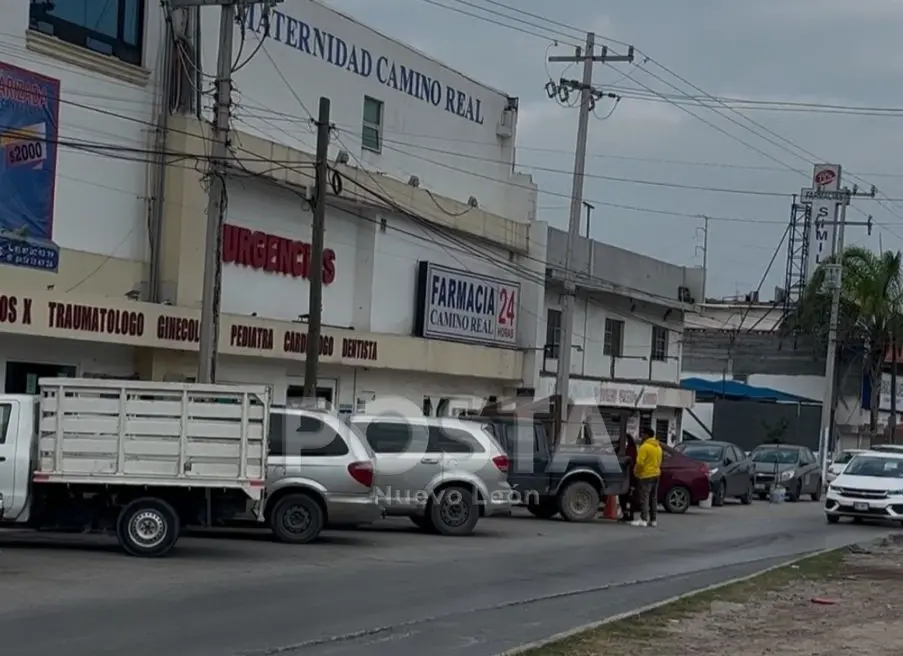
[179,0,280,383]
[303,97,331,399]
[582,201,594,239]
[806,177,876,480]
[548,34,633,438]
[696,216,709,301]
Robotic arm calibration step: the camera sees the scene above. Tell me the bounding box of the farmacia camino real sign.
[414,262,520,347]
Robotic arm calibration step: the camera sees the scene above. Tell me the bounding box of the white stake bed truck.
[0,378,268,557]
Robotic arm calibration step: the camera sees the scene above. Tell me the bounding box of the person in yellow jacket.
[631,427,663,527]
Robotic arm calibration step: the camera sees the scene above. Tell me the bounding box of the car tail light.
[492,455,509,473]
[348,461,374,488]
[698,463,709,476]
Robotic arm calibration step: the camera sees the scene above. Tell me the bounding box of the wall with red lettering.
[221,179,358,325]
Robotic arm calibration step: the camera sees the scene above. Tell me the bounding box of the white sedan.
[825,449,866,483]
[825,451,903,525]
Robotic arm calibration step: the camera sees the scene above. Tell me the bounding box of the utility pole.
[182,0,281,383]
[891,332,898,440]
[582,201,594,239]
[547,34,633,439]
[303,97,331,399]
[695,216,709,301]
[807,177,876,481]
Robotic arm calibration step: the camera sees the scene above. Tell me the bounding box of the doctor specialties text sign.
[414,262,519,347]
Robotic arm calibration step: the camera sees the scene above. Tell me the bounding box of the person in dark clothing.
[618,434,639,523]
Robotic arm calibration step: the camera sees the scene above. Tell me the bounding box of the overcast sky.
[326,0,903,299]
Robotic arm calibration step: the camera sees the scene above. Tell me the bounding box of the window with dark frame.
[603,318,624,357]
[29,0,146,68]
[639,412,653,436]
[651,325,669,361]
[427,426,485,454]
[0,404,10,444]
[546,308,562,358]
[362,96,383,152]
[655,418,670,440]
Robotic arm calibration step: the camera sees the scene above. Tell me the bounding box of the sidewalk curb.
[496,547,838,655]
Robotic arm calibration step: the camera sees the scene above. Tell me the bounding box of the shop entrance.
[286,384,334,407]
[5,361,77,394]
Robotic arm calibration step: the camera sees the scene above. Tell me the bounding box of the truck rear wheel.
[558,480,601,522]
[116,497,180,558]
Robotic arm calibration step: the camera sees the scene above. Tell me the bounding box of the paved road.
[0,500,896,656]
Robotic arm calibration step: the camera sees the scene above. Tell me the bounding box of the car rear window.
[752,449,799,464]
[677,443,723,463]
[269,413,349,457]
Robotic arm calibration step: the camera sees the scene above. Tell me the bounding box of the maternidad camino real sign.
[414,262,520,347]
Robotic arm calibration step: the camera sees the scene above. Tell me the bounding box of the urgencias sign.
[242,6,485,125]
[221,224,336,284]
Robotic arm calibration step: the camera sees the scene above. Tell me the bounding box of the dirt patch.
[526,536,903,655]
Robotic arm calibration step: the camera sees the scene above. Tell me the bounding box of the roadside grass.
[520,549,846,655]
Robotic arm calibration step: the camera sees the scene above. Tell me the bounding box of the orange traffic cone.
[603,495,619,520]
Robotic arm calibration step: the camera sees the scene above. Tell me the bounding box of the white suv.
[349,415,512,536]
[825,451,903,525]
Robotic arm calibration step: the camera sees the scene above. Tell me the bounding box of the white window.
[603,318,624,357]
[362,96,383,153]
[546,308,562,358]
[651,326,669,361]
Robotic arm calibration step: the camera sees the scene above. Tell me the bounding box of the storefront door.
[286,383,335,407]
[4,361,77,394]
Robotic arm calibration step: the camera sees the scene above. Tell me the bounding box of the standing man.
[618,432,638,523]
[631,427,663,527]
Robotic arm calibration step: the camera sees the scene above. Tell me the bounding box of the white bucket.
[770,486,786,503]
[698,493,713,509]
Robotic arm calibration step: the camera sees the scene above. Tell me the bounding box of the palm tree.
[790,246,903,432]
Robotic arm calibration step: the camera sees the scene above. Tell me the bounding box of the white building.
[534,229,700,443]
[0,0,547,412]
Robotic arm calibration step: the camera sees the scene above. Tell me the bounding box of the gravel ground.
[533,534,903,656]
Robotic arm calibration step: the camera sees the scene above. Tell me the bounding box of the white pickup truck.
[0,378,267,557]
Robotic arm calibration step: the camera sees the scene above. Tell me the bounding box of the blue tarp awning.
[680,377,816,403]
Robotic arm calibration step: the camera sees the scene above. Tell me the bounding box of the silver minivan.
[349,415,512,536]
[263,407,381,543]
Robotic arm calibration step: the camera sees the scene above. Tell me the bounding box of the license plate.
[854,502,869,511]
[755,483,767,491]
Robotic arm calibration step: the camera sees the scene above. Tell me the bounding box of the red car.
[658,445,711,513]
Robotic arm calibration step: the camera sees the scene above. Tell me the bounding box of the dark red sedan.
[658,444,712,513]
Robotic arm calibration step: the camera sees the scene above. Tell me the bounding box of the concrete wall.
[543,287,684,385]
[682,331,824,378]
[198,0,535,221]
[545,228,704,304]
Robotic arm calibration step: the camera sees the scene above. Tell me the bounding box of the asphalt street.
[0,500,896,656]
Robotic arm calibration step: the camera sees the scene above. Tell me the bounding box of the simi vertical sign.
[803,164,841,281]
[414,262,520,347]
[0,61,61,272]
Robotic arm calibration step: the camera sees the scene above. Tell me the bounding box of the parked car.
[461,412,630,522]
[869,444,903,455]
[750,444,822,501]
[348,415,512,536]
[826,449,866,484]
[659,445,712,513]
[675,441,754,506]
[825,451,903,525]
[261,407,380,544]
